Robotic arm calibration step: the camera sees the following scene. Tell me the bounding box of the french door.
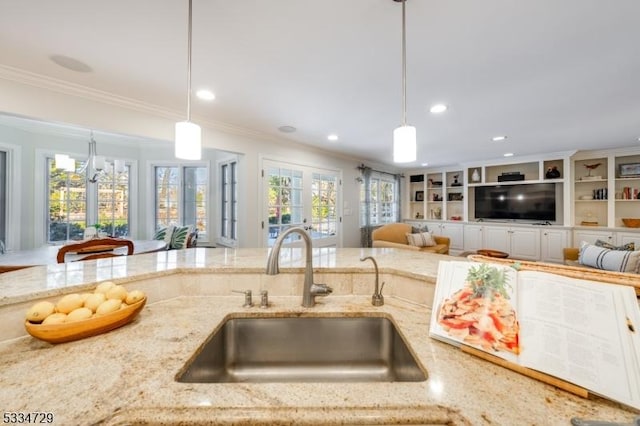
[262,159,341,248]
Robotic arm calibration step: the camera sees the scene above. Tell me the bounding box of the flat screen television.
[474,183,556,222]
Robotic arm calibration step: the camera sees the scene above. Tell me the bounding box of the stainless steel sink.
[176,316,427,383]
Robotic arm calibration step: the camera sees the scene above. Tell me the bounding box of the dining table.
[0,239,168,272]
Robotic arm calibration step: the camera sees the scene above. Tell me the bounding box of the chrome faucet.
[266,226,332,307]
[360,256,385,306]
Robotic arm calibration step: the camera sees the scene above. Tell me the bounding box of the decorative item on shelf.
[622,218,640,228]
[581,162,601,180]
[497,171,524,182]
[580,210,598,226]
[409,174,424,182]
[451,174,462,186]
[448,193,463,201]
[471,169,480,182]
[428,178,442,187]
[415,212,423,219]
[545,166,561,179]
[432,193,442,201]
[415,191,424,201]
[450,215,462,221]
[592,188,608,200]
[619,163,640,178]
[620,187,639,200]
[431,207,442,219]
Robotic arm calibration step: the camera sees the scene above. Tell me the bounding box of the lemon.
[55,293,84,314]
[66,307,93,322]
[26,301,56,323]
[95,281,116,294]
[79,293,92,303]
[106,285,128,301]
[125,290,145,305]
[41,312,67,325]
[84,293,106,312]
[96,299,121,315]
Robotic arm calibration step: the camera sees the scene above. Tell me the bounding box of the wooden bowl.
[622,218,640,228]
[25,297,146,344]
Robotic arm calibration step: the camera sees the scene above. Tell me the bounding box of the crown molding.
[0,64,279,142]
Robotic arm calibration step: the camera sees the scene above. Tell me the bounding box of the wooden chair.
[56,238,134,263]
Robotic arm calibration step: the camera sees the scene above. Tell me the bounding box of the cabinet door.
[440,223,464,251]
[540,229,570,263]
[483,226,510,253]
[463,225,484,252]
[616,232,640,249]
[509,228,541,260]
[573,230,614,246]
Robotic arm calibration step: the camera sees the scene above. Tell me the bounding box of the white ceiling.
[1,0,639,168]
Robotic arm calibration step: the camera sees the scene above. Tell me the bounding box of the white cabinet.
[617,231,640,248]
[540,229,571,263]
[483,225,540,260]
[463,224,484,252]
[573,229,614,246]
[437,222,464,253]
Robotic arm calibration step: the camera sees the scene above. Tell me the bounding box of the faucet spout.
[266,226,332,307]
[360,256,385,306]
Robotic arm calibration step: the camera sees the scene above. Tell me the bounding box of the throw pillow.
[595,239,635,251]
[579,241,640,273]
[170,225,194,249]
[411,225,429,234]
[406,231,436,247]
[153,225,174,249]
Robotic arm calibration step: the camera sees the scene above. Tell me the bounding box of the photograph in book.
[430,262,521,364]
[429,260,640,411]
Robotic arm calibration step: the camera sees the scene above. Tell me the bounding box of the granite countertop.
[0,248,637,425]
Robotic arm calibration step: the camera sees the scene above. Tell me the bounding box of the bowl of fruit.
[24,281,146,344]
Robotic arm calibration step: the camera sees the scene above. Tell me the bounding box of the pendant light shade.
[175,0,202,160]
[175,120,202,160]
[393,124,416,163]
[392,0,416,163]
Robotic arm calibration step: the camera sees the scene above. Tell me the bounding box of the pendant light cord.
[401,0,407,126]
[186,0,193,122]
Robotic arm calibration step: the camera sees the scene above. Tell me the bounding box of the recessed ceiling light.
[429,104,448,114]
[49,54,92,73]
[492,136,507,142]
[421,163,429,167]
[278,125,296,133]
[196,89,215,101]
[504,152,514,157]
[327,134,339,141]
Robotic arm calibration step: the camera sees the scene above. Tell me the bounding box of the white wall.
[0,77,394,248]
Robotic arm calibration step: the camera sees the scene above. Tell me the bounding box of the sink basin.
[176,315,427,383]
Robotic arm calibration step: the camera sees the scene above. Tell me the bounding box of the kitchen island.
[0,247,637,425]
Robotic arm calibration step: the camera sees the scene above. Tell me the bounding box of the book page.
[517,270,640,410]
[429,261,520,365]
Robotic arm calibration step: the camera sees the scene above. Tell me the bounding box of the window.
[155,165,207,238]
[220,161,237,240]
[360,172,399,226]
[47,158,87,241]
[97,165,130,237]
[46,156,131,243]
[0,151,6,245]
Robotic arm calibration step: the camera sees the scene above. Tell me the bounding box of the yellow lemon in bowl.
[84,293,106,313]
[66,307,93,322]
[26,301,56,323]
[55,294,84,314]
[106,285,128,301]
[96,299,122,315]
[41,312,67,325]
[95,281,116,294]
[125,290,145,305]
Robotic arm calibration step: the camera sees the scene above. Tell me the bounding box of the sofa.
[371,223,450,254]
[563,242,640,274]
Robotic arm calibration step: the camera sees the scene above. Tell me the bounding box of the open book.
[429,260,640,410]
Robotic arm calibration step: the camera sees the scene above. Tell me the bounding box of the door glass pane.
[311,173,337,239]
[268,167,304,245]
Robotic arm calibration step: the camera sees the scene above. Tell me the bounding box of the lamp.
[55,154,76,172]
[175,0,202,160]
[392,0,416,163]
[77,132,126,183]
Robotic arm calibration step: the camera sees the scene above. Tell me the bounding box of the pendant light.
[393,0,416,163]
[175,0,202,160]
